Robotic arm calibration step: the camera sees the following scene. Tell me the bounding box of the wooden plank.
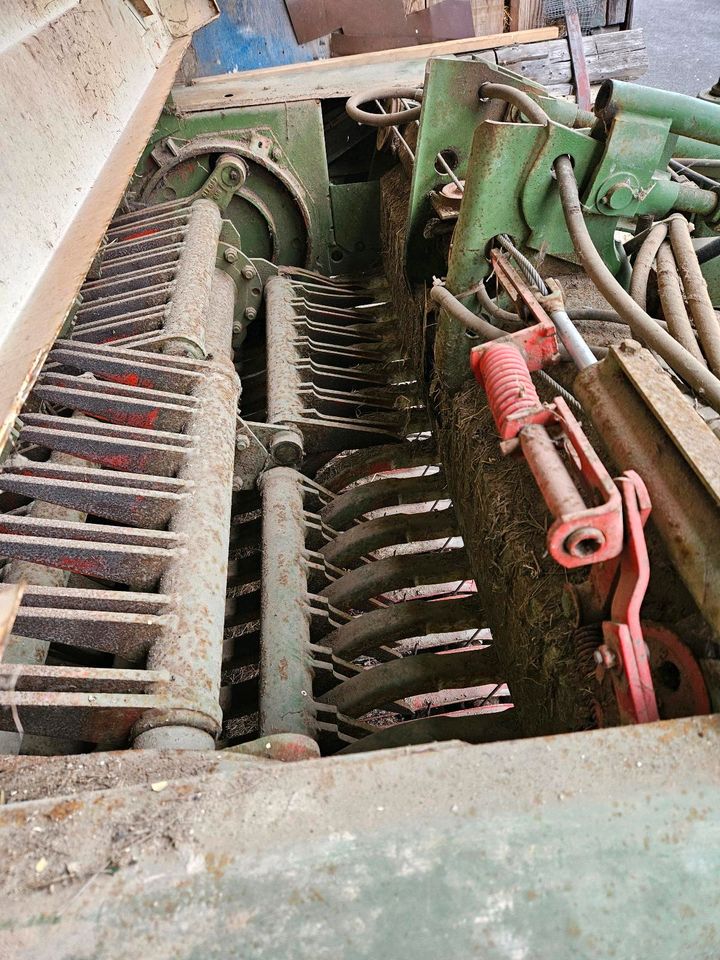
[471,0,505,35]
[187,26,558,85]
[606,0,628,26]
[495,27,648,88]
[173,57,473,112]
[508,0,545,31]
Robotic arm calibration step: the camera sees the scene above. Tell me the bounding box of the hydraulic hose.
[629,221,667,312]
[478,83,550,126]
[346,87,422,127]
[497,235,596,369]
[667,214,720,376]
[554,154,720,411]
[655,241,706,364]
[431,283,606,361]
[697,236,720,266]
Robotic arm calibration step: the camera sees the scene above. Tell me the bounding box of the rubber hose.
[478,83,550,126]
[667,215,720,376]
[554,154,720,411]
[629,221,667,312]
[655,241,706,364]
[346,87,422,127]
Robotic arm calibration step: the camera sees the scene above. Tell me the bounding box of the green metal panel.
[133,100,334,271]
[329,180,382,272]
[3,717,720,958]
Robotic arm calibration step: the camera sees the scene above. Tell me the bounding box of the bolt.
[227,166,241,183]
[593,644,617,670]
[244,307,257,321]
[232,322,243,335]
[224,247,239,263]
[235,435,250,452]
[270,146,282,161]
[602,179,635,211]
[241,264,256,280]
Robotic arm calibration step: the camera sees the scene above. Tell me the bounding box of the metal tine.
[295,318,383,344]
[321,471,447,531]
[18,422,188,477]
[294,415,403,453]
[0,513,179,545]
[322,548,470,612]
[49,346,203,394]
[102,225,187,259]
[317,440,438,493]
[108,196,192,227]
[0,469,186,528]
[10,606,167,659]
[105,209,190,241]
[3,459,185,490]
[337,710,519,754]
[320,505,459,569]
[0,689,171,743]
[0,532,173,589]
[323,594,484,660]
[74,287,173,325]
[32,383,195,432]
[19,412,192,445]
[297,358,389,387]
[291,297,385,322]
[97,244,183,278]
[297,338,383,366]
[70,311,165,344]
[52,338,205,371]
[80,264,178,301]
[38,372,197,408]
[19,584,171,612]
[0,663,170,693]
[319,647,500,719]
[298,386,398,415]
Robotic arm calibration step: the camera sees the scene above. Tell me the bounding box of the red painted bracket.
[595,471,659,725]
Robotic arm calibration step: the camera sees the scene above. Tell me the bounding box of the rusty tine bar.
[258,467,317,747]
[133,269,240,750]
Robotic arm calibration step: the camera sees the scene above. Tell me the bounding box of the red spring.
[474,343,541,440]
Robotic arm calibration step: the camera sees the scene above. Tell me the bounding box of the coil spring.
[475,343,541,439]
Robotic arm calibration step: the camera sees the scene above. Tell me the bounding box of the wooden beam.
[188,26,560,87]
[508,0,546,31]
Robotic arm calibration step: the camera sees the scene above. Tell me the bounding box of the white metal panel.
[0,0,216,451]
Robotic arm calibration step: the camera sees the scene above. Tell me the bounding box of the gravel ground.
[633,0,720,95]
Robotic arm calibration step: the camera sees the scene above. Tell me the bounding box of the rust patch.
[47,799,83,822]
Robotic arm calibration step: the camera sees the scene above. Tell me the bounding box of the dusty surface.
[1,718,720,959]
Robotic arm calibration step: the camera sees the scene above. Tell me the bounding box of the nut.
[593,644,617,670]
[244,307,257,321]
[235,435,250,452]
[224,247,239,263]
[241,265,256,280]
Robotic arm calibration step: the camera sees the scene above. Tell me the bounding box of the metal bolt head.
[244,307,257,321]
[232,322,243,335]
[235,435,250,452]
[270,146,282,161]
[241,264,256,280]
[593,644,617,670]
[224,247,239,263]
[601,179,636,212]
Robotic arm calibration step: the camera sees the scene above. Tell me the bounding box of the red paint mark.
[121,227,160,242]
[124,409,159,430]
